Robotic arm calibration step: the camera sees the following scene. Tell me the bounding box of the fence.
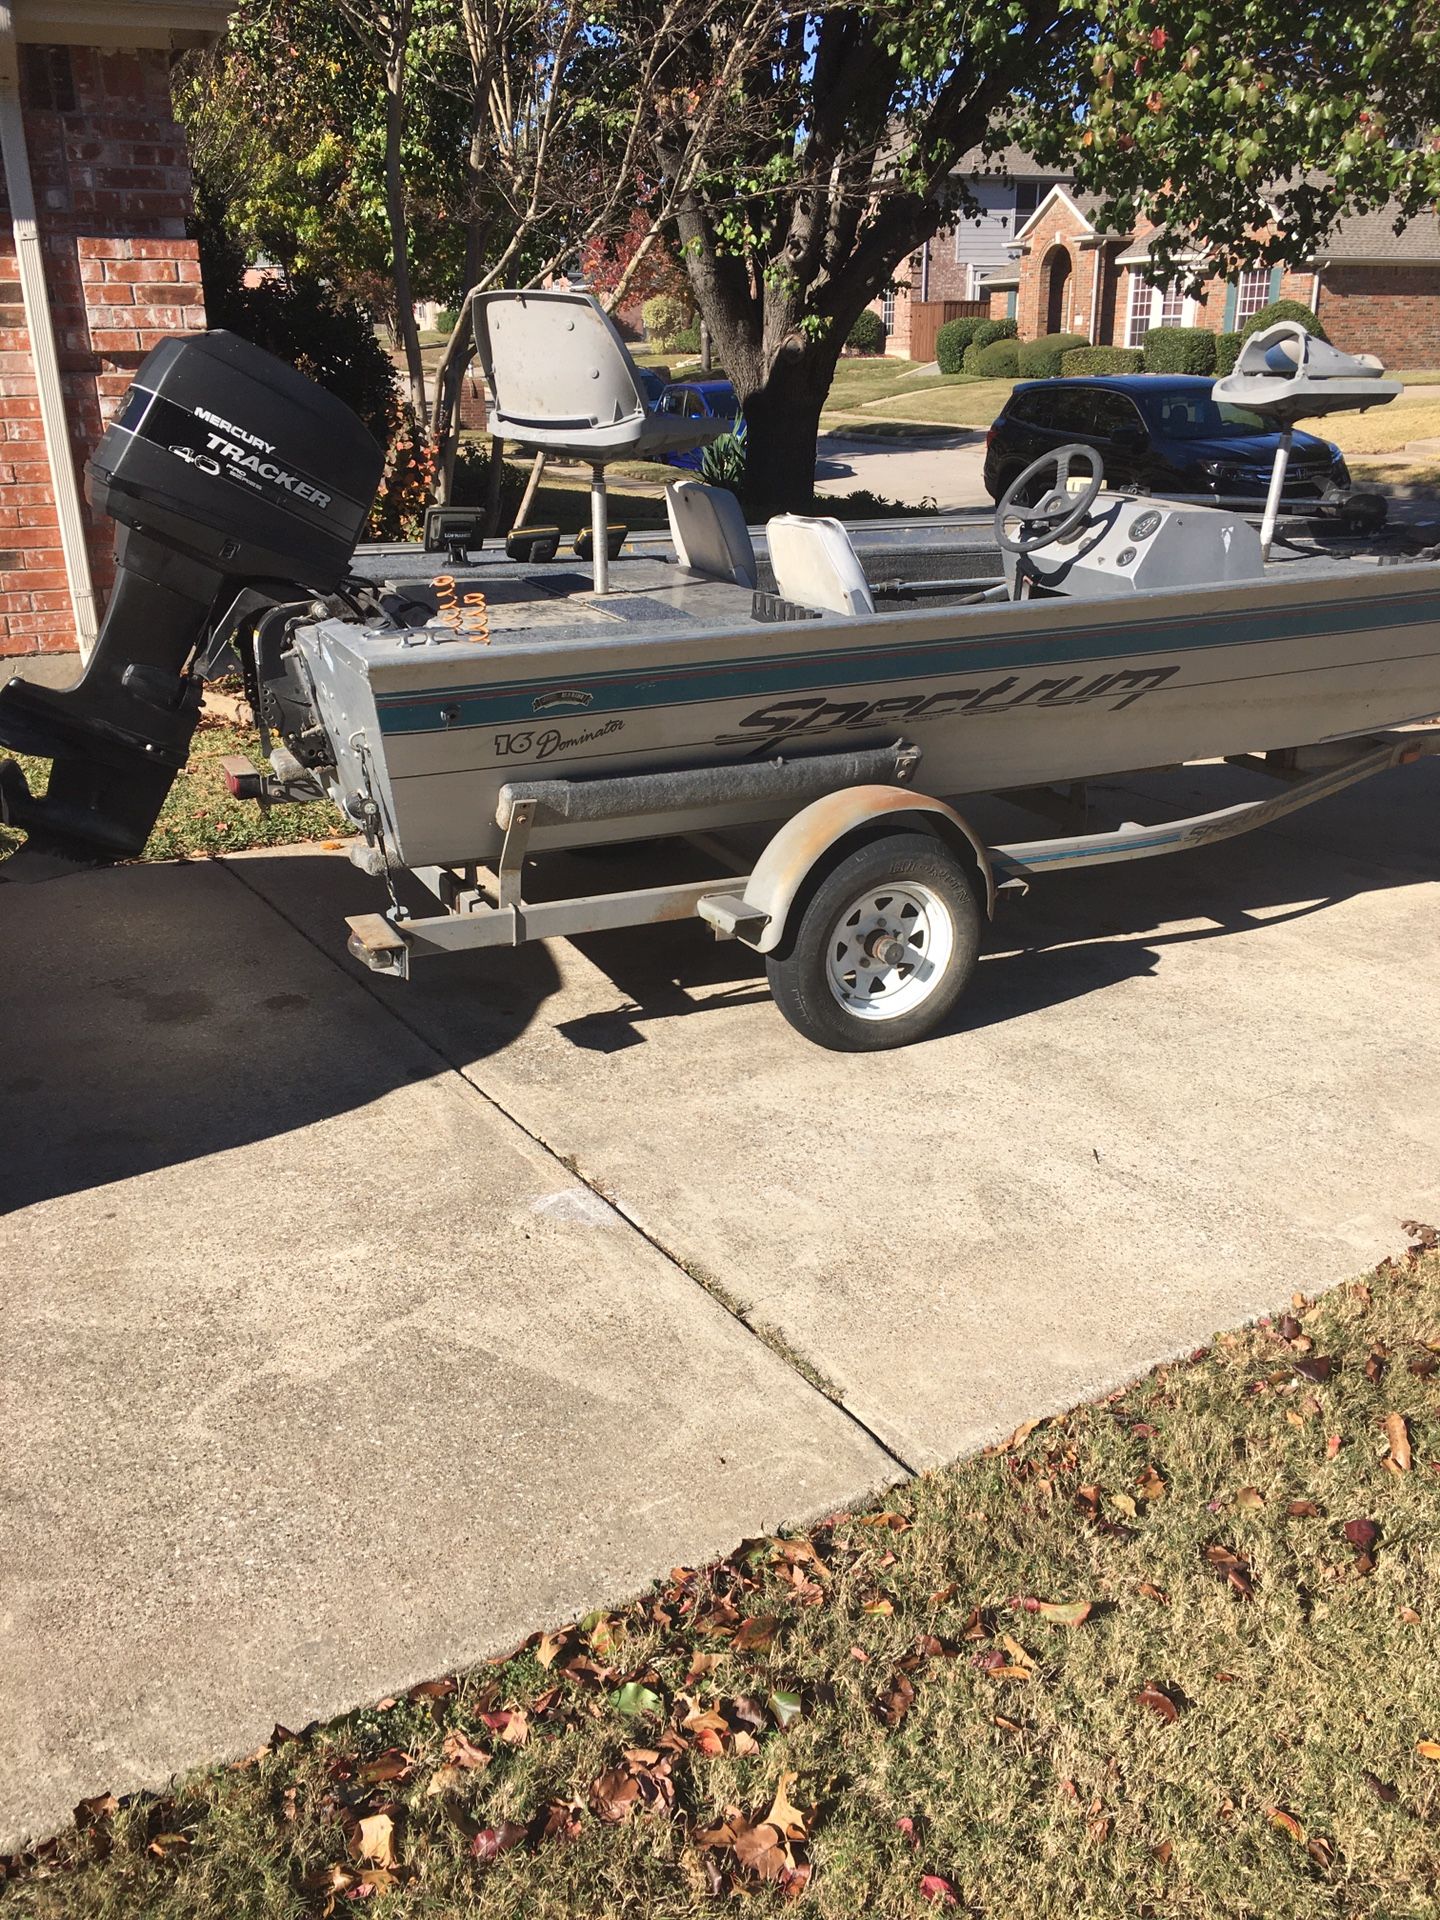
[906,299,987,363]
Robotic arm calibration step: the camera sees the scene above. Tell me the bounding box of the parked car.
[983,374,1360,522]
[656,379,745,470]
[636,366,669,409]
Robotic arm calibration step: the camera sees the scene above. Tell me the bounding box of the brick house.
[877,149,1440,367]
[1,0,231,664]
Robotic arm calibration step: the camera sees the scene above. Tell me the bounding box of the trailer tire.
[766,831,982,1051]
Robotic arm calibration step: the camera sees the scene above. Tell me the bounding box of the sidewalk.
[3,754,1439,1847]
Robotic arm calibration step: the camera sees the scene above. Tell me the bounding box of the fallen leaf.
[858,1511,912,1531]
[1408,1351,1438,1378]
[1306,1835,1336,1869]
[1203,1544,1255,1598]
[1384,1412,1412,1473]
[470,1820,527,1862]
[1008,1417,1043,1448]
[1286,1500,1324,1518]
[1276,1314,1303,1342]
[1364,1347,1389,1383]
[146,1832,189,1859]
[608,1683,661,1720]
[1036,1599,1093,1626]
[683,1652,722,1687]
[1000,1633,1037,1671]
[1267,1806,1305,1842]
[1293,1355,1334,1384]
[990,1665,1034,1682]
[441,1729,490,1770]
[358,1748,411,1786]
[1363,1772,1399,1803]
[1110,1492,1139,1520]
[590,1767,641,1824]
[1155,1839,1173,1866]
[768,1690,803,1729]
[1234,1486,1265,1510]
[535,1628,573,1668]
[1417,1739,1440,1761]
[860,1594,895,1616]
[734,1616,780,1651]
[1135,1685,1178,1723]
[1137,1467,1166,1501]
[1325,1434,1342,1459]
[425,1764,467,1797]
[919,1872,960,1905]
[1399,1606,1421,1624]
[1137,1581,1170,1605]
[73,1793,119,1829]
[408,1678,456,1703]
[763,1770,809,1842]
[354,1811,399,1870]
[1343,1518,1380,1550]
[732,1819,786,1880]
[876,1670,915,1730]
[479,1709,530,1746]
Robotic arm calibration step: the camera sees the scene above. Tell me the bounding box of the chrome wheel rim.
[823,881,955,1021]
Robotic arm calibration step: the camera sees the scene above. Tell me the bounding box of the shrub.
[434,306,462,336]
[1241,298,1326,341]
[965,338,1021,378]
[1142,325,1217,375]
[367,406,438,541]
[973,316,1018,351]
[847,309,886,354]
[671,325,702,353]
[1017,332,1089,379]
[936,315,988,372]
[700,430,747,493]
[1060,345,1145,375]
[1215,331,1244,377]
[642,293,695,347]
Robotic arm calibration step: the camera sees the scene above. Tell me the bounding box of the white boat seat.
[472,289,722,466]
[665,480,758,588]
[766,513,876,617]
[471,289,727,592]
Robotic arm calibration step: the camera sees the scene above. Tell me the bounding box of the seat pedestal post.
[591,463,609,594]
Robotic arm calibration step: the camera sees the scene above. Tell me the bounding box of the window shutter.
[1222,280,1238,330]
[1268,266,1283,302]
[1007,289,1017,319]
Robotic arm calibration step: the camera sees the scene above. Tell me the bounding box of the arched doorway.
[1041,245,1073,335]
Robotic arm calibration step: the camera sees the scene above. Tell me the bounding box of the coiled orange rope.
[432,574,491,643]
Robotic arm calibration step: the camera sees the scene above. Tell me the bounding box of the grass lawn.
[6,1242,1438,1917]
[1322,396,1440,457]
[0,711,349,866]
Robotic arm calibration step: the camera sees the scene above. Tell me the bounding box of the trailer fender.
[741,785,995,955]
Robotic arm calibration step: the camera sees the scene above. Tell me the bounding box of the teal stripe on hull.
[374,586,1440,737]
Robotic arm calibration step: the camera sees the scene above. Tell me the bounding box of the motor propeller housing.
[0,330,383,865]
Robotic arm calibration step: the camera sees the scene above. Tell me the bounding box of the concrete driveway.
[815,424,991,510]
[3,753,1438,1845]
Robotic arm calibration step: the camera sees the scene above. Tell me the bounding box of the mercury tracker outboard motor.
[0,330,383,864]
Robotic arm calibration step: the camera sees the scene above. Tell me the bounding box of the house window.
[881,289,896,334]
[1126,274,1191,345]
[1235,267,1271,322]
[1013,180,1055,225]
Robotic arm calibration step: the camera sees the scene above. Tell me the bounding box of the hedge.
[1142,325,1217,375]
[963,338,1021,378]
[1060,346,1144,375]
[642,293,695,347]
[973,316,1018,351]
[1017,332,1089,379]
[935,315,987,373]
[847,309,886,354]
[1241,299,1326,342]
[1215,331,1244,377]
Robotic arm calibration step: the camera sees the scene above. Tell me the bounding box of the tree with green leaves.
[625,0,1440,517]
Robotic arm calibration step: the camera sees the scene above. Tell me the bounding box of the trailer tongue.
[0,329,382,864]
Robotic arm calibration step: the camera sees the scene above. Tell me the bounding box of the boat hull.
[299,562,1440,869]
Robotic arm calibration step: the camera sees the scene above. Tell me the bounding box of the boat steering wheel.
[994,444,1106,555]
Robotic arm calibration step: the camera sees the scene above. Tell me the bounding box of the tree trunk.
[384,73,426,416]
[731,344,838,522]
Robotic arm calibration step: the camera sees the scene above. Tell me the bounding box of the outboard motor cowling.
[0,330,383,864]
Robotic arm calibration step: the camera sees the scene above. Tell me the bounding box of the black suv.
[984,375,1352,516]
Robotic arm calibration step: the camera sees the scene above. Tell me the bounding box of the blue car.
[655,379,745,470]
[983,375,1354,518]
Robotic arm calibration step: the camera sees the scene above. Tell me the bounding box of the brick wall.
[0,44,205,657]
[1318,265,1440,366]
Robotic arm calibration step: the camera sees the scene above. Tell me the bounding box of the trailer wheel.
[766,831,982,1051]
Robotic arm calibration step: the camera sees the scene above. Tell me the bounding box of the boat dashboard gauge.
[1128,510,1163,542]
